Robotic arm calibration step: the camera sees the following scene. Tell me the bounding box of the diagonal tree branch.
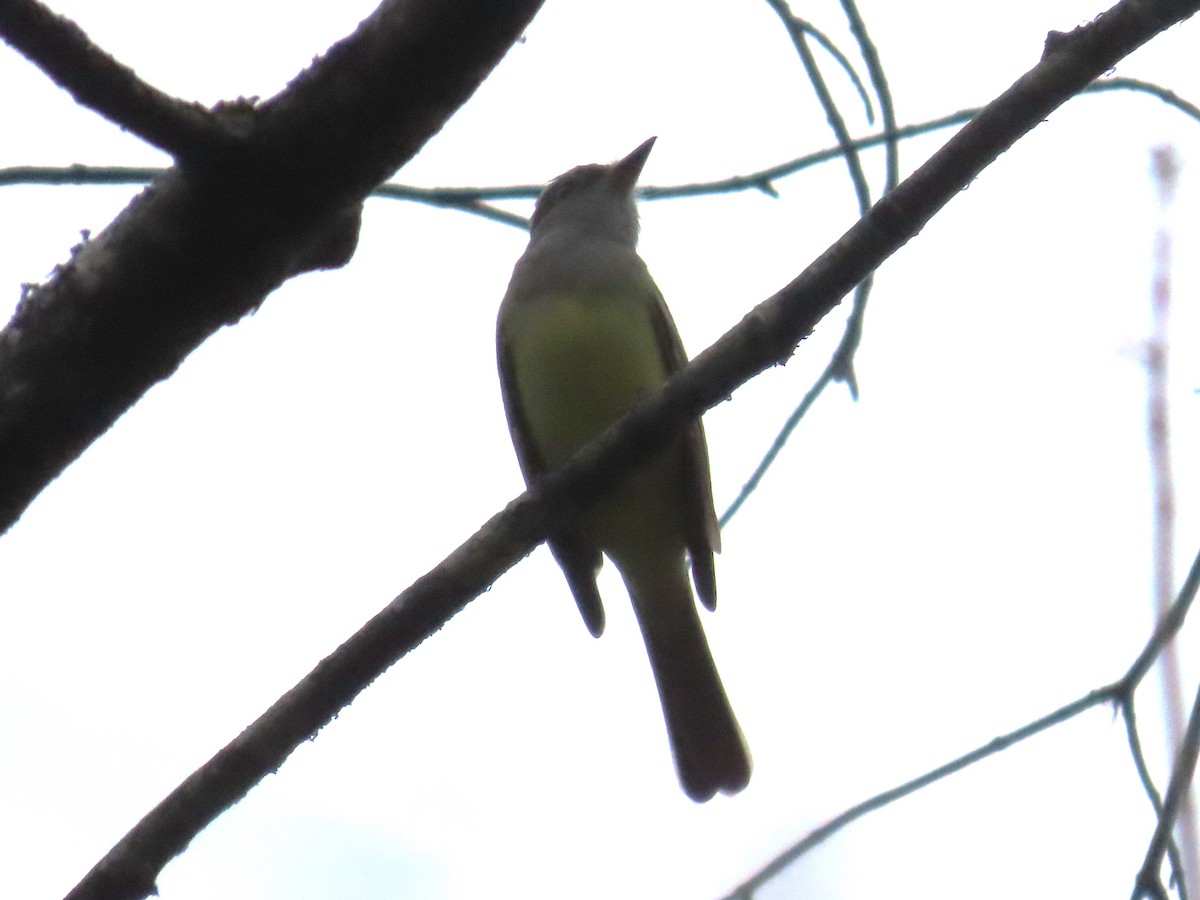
[59,1,1200,898]
[0,0,228,158]
[0,0,545,536]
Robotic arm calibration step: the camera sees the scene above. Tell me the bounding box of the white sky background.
[2,1,1200,898]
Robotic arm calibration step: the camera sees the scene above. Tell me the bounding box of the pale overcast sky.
[3,2,1200,898]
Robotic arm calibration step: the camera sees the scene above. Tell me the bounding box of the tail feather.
[620,555,750,802]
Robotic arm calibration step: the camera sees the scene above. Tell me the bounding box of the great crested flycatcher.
[496,138,750,802]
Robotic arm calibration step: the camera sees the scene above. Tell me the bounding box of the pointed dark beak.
[611,136,657,190]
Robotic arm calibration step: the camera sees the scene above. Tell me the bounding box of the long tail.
[619,553,751,802]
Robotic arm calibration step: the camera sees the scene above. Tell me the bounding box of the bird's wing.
[497,320,606,637]
[645,283,722,611]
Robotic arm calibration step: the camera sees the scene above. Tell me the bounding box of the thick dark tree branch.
[0,0,227,158]
[58,2,1199,898]
[0,0,544,536]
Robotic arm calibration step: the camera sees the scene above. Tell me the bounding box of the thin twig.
[1134,681,1200,900]
[720,74,1200,525]
[373,184,532,229]
[728,686,1122,898]
[721,0,899,529]
[2,78,1194,219]
[1127,538,1200,689]
[0,165,164,188]
[1122,697,1190,900]
[839,0,899,188]
[727,544,1200,898]
[0,168,534,231]
[794,18,874,124]
[764,0,876,412]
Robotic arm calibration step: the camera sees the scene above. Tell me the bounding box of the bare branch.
[729,543,1200,898]
[791,17,875,124]
[762,0,875,402]
[1,76,1193,226]
[727,686,1122,898]
[839,0,899,186]
[719,73,1200,524]
[0,0,228,158]
[1122,698,1190,900]
[718,0,902,527]
[1134,681,1200,899]
[646,78,1200,201]
[58,1,1200,897]
[0,0,545,536]
[0,165,164,188]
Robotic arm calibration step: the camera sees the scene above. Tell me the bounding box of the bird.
[496,137,750,801]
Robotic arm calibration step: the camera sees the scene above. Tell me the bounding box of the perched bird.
[496,138,750,801]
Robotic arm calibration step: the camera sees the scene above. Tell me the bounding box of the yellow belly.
[510,291,668,469]
[508,290,683,554]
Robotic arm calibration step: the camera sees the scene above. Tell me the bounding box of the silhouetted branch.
[0,0,544,537]
[647,77,1200,199]
[791,17,874,123]
[2,78,1194,233]
[840,0,898,186]
[763,0,874,403]
[730,688,1120,898]
[0,165,163,188]
[1122,697,1190,900]
[1134,681,1200,899]
[59,1,1200,898]
[719,0,901,528]
[0,0,226,158]
[718,75,1200,525]
[728,543,1200,899]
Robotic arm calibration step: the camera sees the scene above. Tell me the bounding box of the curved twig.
[726,545,1200,898]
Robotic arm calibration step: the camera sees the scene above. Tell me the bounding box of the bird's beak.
[611,136,657,190]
